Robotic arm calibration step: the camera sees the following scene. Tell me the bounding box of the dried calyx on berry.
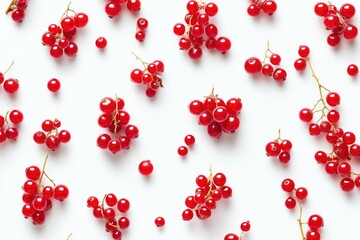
[42,2,88,58]
[314,2,358,47]
[22,155,69,225]
[281,178,324,239]
[33,118,71,151]
[265,129,292,164]
[97,95,139,154]
[0,109,23,143]
[244,41,287,82]
[5,0,28,22]
[298,50,360,192]
[173,0,231,60]
[247,0,277,17]
[87,193,130,239]
[130,52,164,98]
[189,88,242,138]
[182,167,232,221]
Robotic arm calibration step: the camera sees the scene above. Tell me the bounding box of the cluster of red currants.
[22,156,69,225]
[265,130,292,164]
[178,134,195,157]
[104,0,141,18]
[0,61,20,94]
[244,42,287,82]
[247,0,277,17]
[224,221,251,240]
[5,0,28,22]
[173,0,231,60]
[314,2,357,47]
[97,96,139,154]
[87,193,130,240]
[189,89,242,138]
[130,53,165,98]
[135,18,148,42]
[281,178,324,240]
[182,169,232,221]
[33,119,71,151]
[41,3,88,58]
[298,51,360,192]
[0,109,23,142]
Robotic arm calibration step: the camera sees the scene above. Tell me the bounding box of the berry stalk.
[3,60,15,75]
[5,0,15,14]
[60,1,74,22]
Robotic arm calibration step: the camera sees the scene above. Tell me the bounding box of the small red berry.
[95,37,107,49]
[139,160,153,176]
[47,78,61,92]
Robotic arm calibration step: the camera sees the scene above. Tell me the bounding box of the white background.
[1,0,360,239]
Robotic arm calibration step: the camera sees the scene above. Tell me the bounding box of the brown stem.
[112,94,119,139]
[5,0,15,14]
[276,129,282,141]
[204,165,214,198]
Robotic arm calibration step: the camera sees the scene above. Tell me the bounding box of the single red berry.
[262,0,277,15]
[207,121,222,138]
[64,42,78,57]
[327,33,341,47]
[340,3,355,19]
[343,24,358,39]
[281,178,295,192]
[224,234,238,240]
[265,141,281,157]
[54,184,69,201]
[205,2,218,16]
[74,12,88,28]
[139,160,153,176]
[295,187,308,200]
[314,2,329,17]
[155,216,165,227]
[327,109,340,123]
[279,151,291,164]
[6,127,19,140]
[298,45,310,58]
[270,53,281,65]
[32,211,46,225]
[45,135,61,150]
[61,17,75,31]
[47,78,61,92]
[247,4,260,17]
[340,177,355,192]
[87,196,99,208]
[285,196,297,209]
[127,0,141,12]
[213,173,226,186]
[240,221,251,232]
[95,37,107,49]
[178,146,188,157]
[117,198,130,213]
[173,23,186,36]
[118,216,130,229]
[347,64,358,76]
[105,1,121,17]
[25,165,41,180]
[299,108,313,122]
[272,68,287,81]
[3,78,19,94]
[306,229,321,240]
[9,109,23,124]
[135,30,146,42]
[244,57,262,74]
[216,36,231,53]
[182,209,194,221]
[184,135,195,146]
[261,63,274,76]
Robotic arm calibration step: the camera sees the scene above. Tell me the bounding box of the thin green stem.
[131,52,148,70]
[66,233,72,240]
[3,60,14,75]
[37,155,50,194]
[60,1,72,22]
[296,199,306,240]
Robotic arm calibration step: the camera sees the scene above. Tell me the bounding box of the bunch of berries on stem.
[104,0,141,18]
[265,129,292,164]
[298,46,360,192]
[244,41,287,82]
[189,88,242,138]
[0,61,20,94]
[0,109,23,142]
[87,193,130,239]
[22,155,69,225]
[314,2,357,47]
[5,0,28,22]
[224,220,251,240]
[281,178,324,240]
[33,118,71,151]
[130,53,164,98]
[173,0,231,60]
[41,2,88,58]
[182,167,232,221]
[97,95,139,154]
[247,0,277,17]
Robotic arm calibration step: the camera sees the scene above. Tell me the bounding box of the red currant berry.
[295,187,308,200]
[95,37,107,49]
[265,141,281,157]
[343,24,358,39]
[47,78,61,92]
[240,221,251,232]
[3,78,19,94]
[347,64,358,76]
[155,216,165,227]
[173,23,186,36]
[54,184,69,201]
[45,135,61,150]
[308,214,324,230]
[340,3,356,19]
[224,234,238,240]
[247,4,260,17]
[117,198,130,213]
[327,109,340,123]
[61,17,75,31]
[327,33,341,47]
[135,31,146,42]
[244,57,262,74]
[25,165,41,180]
[285,196,297,209]
[315,151,328,164]
[9,109,23,124]
[279,151,291,164]
[340,177,355,192]
[306,229,321,240]
[299,108,313,122]
[270,53,281,65]
[294,58,307,71]
[178,146,188,157]
[281,178,295,192]
[74,12,88,28]
[213,173,226,186]
[205,3,218,16]
[216,36,231,53]
[314,2,329,17]
[32,211,46,225]
[127,0,141,11]
[139,160,153,176]
[262,0,277,15]
[64,42,78,57]
[261,63,274,76]
[272,68,287,81]
[182,209,194,221]
[184,134,195,146]
[207,122,222,138]
[118,216,130,229]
